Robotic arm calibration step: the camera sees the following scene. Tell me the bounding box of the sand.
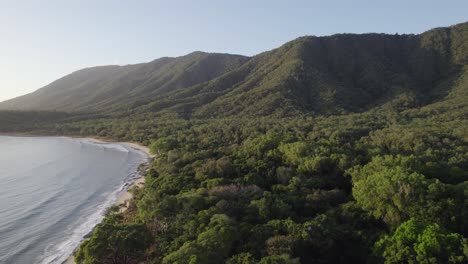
[64,256,75,264]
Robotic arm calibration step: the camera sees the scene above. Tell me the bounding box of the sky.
[0,0,467,102]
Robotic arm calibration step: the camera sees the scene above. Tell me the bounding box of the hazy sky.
[0,0,467,102]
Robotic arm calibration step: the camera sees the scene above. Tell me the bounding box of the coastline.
[63,137,153,264]
[79,137,156,158]
[0,134,153,264]
[0,134,156,159]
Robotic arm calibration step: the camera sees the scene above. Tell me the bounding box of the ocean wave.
[78,139,131,154]
[36,148,147,264]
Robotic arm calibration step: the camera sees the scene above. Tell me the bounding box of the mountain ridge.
[0,52,250,112]
[0,22,467,117]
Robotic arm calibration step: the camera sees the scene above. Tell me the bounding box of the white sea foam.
[37,144,147,264]
[78,139,132,154]
[0,136,148,264]
[39,184,119,263]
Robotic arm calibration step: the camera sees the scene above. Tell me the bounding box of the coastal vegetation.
[0,22,467,263]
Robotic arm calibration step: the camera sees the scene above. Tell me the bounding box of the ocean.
[0,136,147,264]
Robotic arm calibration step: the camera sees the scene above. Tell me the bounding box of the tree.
[75,222,151,264]
[226,253,256,264]
[266,235,295,256]
[258,254,300,264]
[374,219,468,264]
[162,214,238,264]
[149,136,177,155]
[350,155,428,225]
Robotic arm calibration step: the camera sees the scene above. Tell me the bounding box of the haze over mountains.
[1,22,467,117]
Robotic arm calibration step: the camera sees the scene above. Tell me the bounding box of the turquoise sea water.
[0,136,147,264]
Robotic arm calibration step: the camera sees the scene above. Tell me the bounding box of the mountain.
[0,22,467,117]
[0,52,249,112]
[150,21,468,117]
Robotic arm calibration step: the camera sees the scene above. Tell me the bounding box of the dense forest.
[0,22,467,263]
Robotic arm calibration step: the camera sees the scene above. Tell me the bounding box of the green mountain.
[0,52,249,112]
[1,22,467,118]
[156,21,468,117]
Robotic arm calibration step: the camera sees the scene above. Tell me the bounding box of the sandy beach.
[62,138,153,264]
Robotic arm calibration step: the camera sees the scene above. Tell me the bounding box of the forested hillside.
[1,22,467,118]
[0,22,467,264]
[0,52,249,112]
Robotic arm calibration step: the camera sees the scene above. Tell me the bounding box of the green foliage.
[161,214,238,264]
[75,221,151,264]
[149,136,178,154]
[350,155,429,225]
[350,155,468,235]
[258,254,301,264]
[226,253,256,264]
[374,218,468,263]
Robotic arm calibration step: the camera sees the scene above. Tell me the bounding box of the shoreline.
[77,137,156,158]
[64,137,154,264]
[0,134,153,264]
[0,134,155,158]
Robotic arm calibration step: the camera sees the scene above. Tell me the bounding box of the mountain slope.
[0,22,467,117]
[0,52,249,112]
[189,22,468,117]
